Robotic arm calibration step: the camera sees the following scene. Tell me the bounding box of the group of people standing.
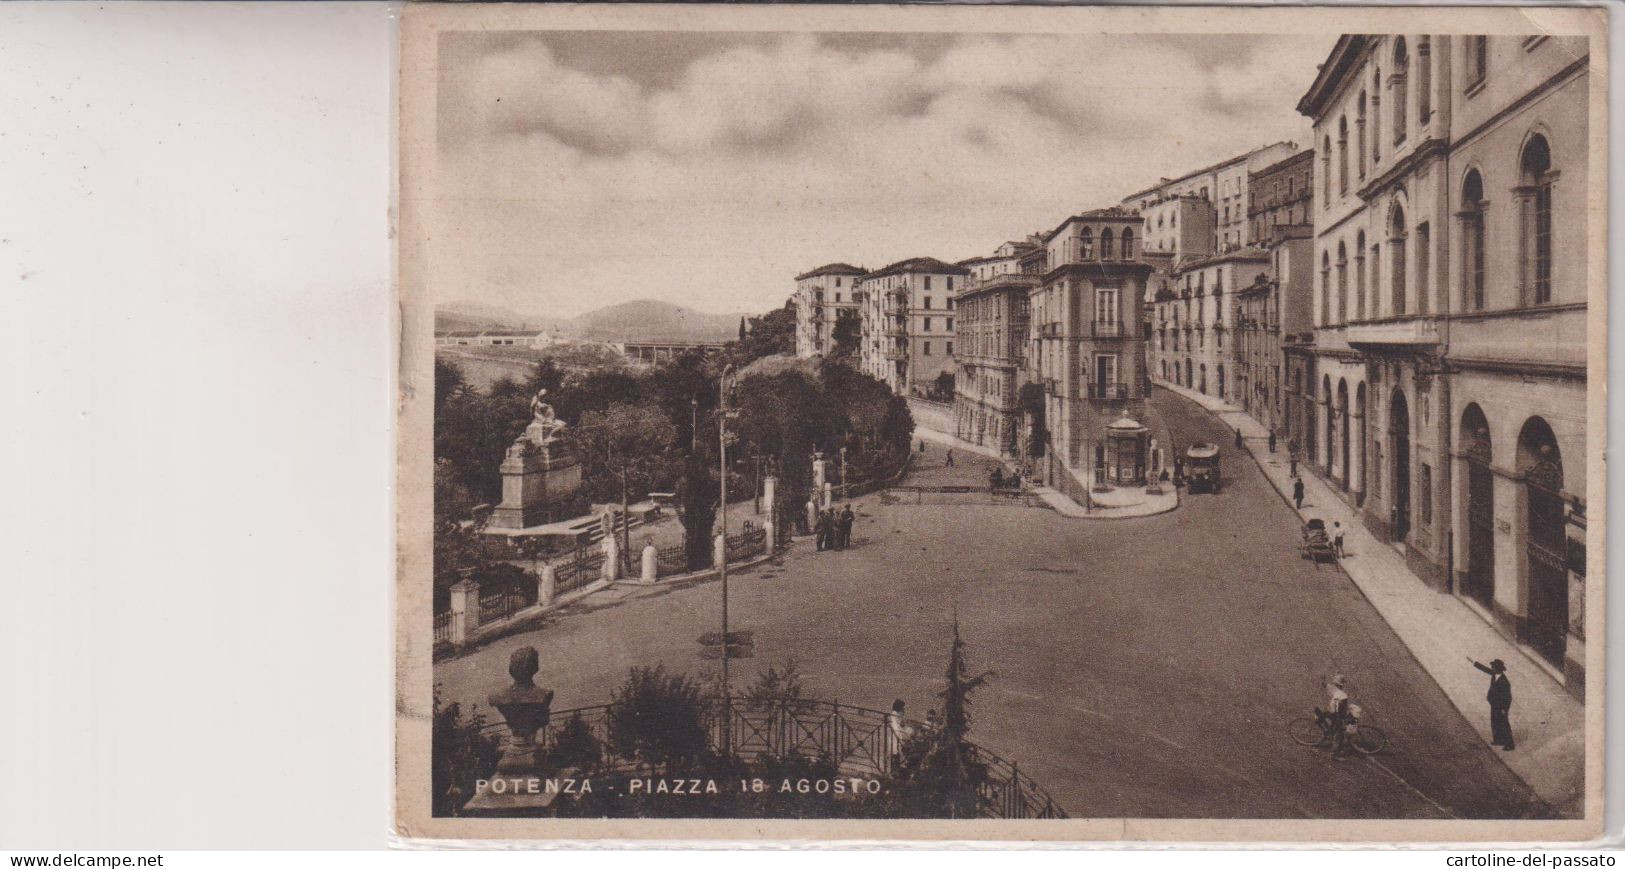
[814,504,856,552]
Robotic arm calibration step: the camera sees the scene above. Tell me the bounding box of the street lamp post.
[718,363,736,745]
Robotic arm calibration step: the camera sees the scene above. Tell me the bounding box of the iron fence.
[725,527,767,562]
[433,610,452,645]
[479,585,532,624]
[553,545,606,596]
[480,698,1065,819]
[655,542,689,576]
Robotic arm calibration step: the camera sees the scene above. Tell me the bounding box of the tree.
[607,665,713,772]
[831,309,861,358]
[731,304,796,364]
[887,619,993,818]
[738,317,748,340]
[577,402,678,569]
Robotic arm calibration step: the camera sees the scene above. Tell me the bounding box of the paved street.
[436,389,1547,819]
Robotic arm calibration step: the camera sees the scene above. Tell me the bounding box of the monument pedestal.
[489,434,582,530]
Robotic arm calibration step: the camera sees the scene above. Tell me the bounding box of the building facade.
[1299,33,1589,694]
[953,241,1042,456]
[1122,141,1301,253]
[1027,208,1155,504]
[857,257,968,396]
[1151,247,1270,400]
[793,263,866,358]
[1248,149,1317,243]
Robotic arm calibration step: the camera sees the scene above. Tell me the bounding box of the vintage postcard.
[396,3,1608,843]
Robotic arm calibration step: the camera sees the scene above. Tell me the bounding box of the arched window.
[1080,227,1093,260]
[1320,251,1331,326]
[1418,37,1432,124]
[1354,230,1367,319]
[1336,242,1349,324]
[1392,38,1409,145]
[1322,137,1332,203]
[1390,203,1408,316]
[1520,134,1553,304]
[1338,116,1349,195]
[1462,169,1487,310]
[1121,228,1135,259]
[1357,92,1368,179]
[1371,68,1382,164]
[1100,228,1115,260]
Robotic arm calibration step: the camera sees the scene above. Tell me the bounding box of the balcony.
[884,346,909,360]
[1087,382,1130,401]
[1036,322,1061,337]
[1092,320,1123,338]
[1344,316,1440,348]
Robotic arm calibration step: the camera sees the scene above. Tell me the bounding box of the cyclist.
[1316,674,1353,760]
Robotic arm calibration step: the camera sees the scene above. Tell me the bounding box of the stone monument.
[463,646,558,815]
[489,390,583,529]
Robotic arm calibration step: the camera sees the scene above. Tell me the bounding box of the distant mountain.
[566,299,742,343]
[435,298,745,343]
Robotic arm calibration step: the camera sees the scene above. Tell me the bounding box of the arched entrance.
[1519,417,1567,669]
[1356,382,1368,498]
[1337,379,1350,490]
[1322,375,1334,473]
[1461,404,1495,609]
[1390,389,1411,542]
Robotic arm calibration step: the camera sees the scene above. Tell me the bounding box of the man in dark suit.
[1472,658,1515,750]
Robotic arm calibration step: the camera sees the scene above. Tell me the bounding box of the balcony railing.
[1344,316,1440,347]
[1093,320,1123,337]
[1087,382,1130,400]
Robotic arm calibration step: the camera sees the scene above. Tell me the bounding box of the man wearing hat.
[1323,674,1353,759]
[1472,658,1515,750]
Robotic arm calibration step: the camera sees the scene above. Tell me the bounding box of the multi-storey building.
[1027,208,1156,504]
[1231,228,1314,434]
[856,257,968,396]
[1152,247,1270,399]
[1122,141,1301,253]
[953,240,1043,456]
[1299,33,1589,693]
[1247,149,1316,243]
[1267,225,1320,456]
[792,263,866,358]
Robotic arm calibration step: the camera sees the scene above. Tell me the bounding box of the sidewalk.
[913,424,1175,519]
[1153,378,1584,815]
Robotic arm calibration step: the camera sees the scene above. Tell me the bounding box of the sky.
[426,30,1338,320]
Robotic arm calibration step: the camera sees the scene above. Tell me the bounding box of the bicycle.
[1287,711,1388,756]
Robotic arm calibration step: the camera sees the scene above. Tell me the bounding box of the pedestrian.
[838,503,855,549]
[1332,521,1346,558]
[945,448,955,467]
[1235,428,1244,450]
[1293,477,1305,510]
[888,699,915,761]
[814,507,830,551]
[823,508,840,551]
[1324,674,1352,760]
[1471,658,1515,750]
[919,439,927,454]
[1269,431,1277,453]
[1290,452,1299,479]
[1289,436,1300,459]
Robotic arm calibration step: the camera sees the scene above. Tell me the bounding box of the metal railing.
[481,698,1066,819]
[433,610,452,645]
[878,485,1040,507]
[1093,320,1122,337]
[1087,382,1129,400]
[479,585,533,625]
[725,527,768,562]
[553,545,606,596]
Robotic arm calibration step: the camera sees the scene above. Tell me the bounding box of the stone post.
[713,532,727,570]
[537,564,556,607]
[822,482,833,510]
[449,577,479,645]
[805,499,817,535]
[601,533,619,582]
[640,542,658,584]
[463,647,558,815]
[764,519,775,553]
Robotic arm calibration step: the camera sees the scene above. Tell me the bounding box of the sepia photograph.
[395,4,1607,842]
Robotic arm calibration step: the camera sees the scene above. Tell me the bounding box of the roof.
[1249,147,1316,181]
[1042,207,1141,242]
[795,262,868,280]
[1174,245,1271,274]
[1122,141,1299,203]
[860,256,970,280]
[1297,35,1368,119]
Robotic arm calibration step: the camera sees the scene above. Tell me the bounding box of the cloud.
[426,31,1336,318]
